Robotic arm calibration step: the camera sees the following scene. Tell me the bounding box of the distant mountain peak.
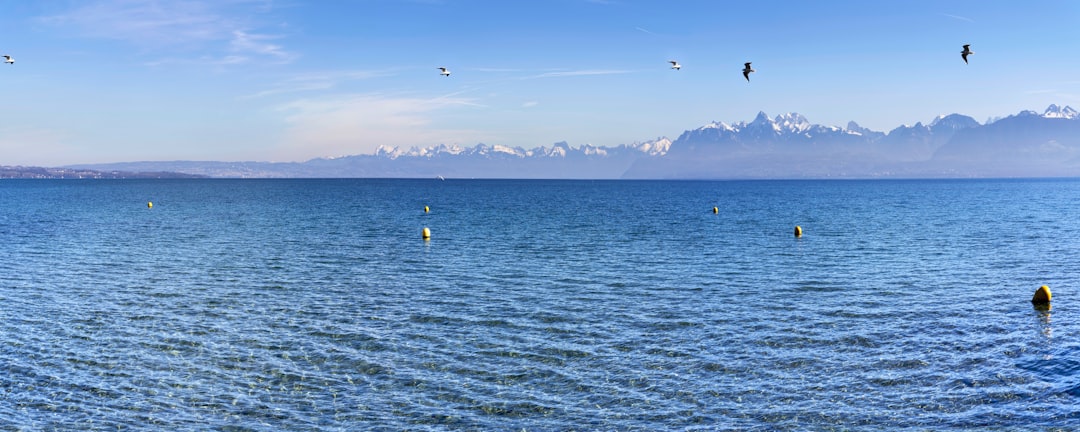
[774,112,811,133]
[632,137,672,156]
[686,111,878,142]
[929,113,976,127]
[928,113,980,132]
[702,121,735,131]
[846,121,872,135]
[750,111,772,125]
[1043,104,1079,119]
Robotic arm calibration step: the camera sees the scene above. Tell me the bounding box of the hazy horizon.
[2,1,1079,167]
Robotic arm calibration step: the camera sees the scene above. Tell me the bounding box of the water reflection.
[1033,303,1052,341]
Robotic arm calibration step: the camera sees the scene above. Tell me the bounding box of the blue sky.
[1,0,1079,166]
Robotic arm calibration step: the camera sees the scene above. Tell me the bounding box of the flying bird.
[961,44,973,64]
[742,62,754,82]
[438,67,450,77]
[3,55,12,65]
[669,60,681,70]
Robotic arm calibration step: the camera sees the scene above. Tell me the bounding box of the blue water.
[1,178,1079,430]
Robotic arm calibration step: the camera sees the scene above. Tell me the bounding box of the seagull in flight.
[742,62,754,82]
[961,44,973,64]
[3,55,12,65]
[668,60,681,70]
[438,67,450,77]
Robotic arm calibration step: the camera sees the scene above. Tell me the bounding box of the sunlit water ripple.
[1,178,1078,430]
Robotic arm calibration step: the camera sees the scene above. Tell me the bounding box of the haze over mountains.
[69,105,1080,179]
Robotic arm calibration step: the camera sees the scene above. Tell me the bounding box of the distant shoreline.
[0,166,207,179]
[4,167,1078,181]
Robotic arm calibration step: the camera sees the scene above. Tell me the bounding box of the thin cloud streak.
[525,69,633,79]
[635,26,658,35]
[430,91,488,108]
[243,70,393,99]
[229,30,291,62]
[465,67,532,73]
[941,13,975,23]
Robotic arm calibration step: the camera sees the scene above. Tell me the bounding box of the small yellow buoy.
[712,207,718,214]
[424,205,430,213]
[422,227,431,240]
[1032,285,1052,304]
[147,201,153,209]
[794,225,803,238]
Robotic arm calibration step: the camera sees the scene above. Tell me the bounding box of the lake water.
[1,178,1078,430]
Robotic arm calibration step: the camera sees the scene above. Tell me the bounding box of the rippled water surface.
[1,178,1079,430]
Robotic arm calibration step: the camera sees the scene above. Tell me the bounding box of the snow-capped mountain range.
[70,105,1080,179]
[373,138,672,160]
[627,104,1080,178]
[1030,104,1078,119]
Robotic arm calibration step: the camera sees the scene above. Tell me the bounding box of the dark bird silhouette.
[961,44,973,64]
[742,62,754,82]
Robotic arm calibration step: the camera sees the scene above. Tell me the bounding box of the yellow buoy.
[147,201,153,209]
[1032,285,1052,304]
[712,207,718,214]
[422,227,431,240]
[794,225,803,238]
[424,205,430,213]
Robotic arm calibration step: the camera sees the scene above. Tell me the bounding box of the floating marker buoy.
[422,227,431,240]
[147,202,153,209]
[794,225,803,238]
[1032,285,1052,304]
[424,205,430,213]
[712,207,718,214]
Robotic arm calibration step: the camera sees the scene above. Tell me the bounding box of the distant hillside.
[67,105,1080,179]
[0,166,207,179]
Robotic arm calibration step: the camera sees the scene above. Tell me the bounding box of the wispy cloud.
[941,13,974,23]
[525,69,632,79]
[522,101,539,108]
[40,0,234,44]
[244,70,395,98]
[274,93,488,159]
[466,67,531,73]
[39,0,293,64]
[229,30,290,63]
